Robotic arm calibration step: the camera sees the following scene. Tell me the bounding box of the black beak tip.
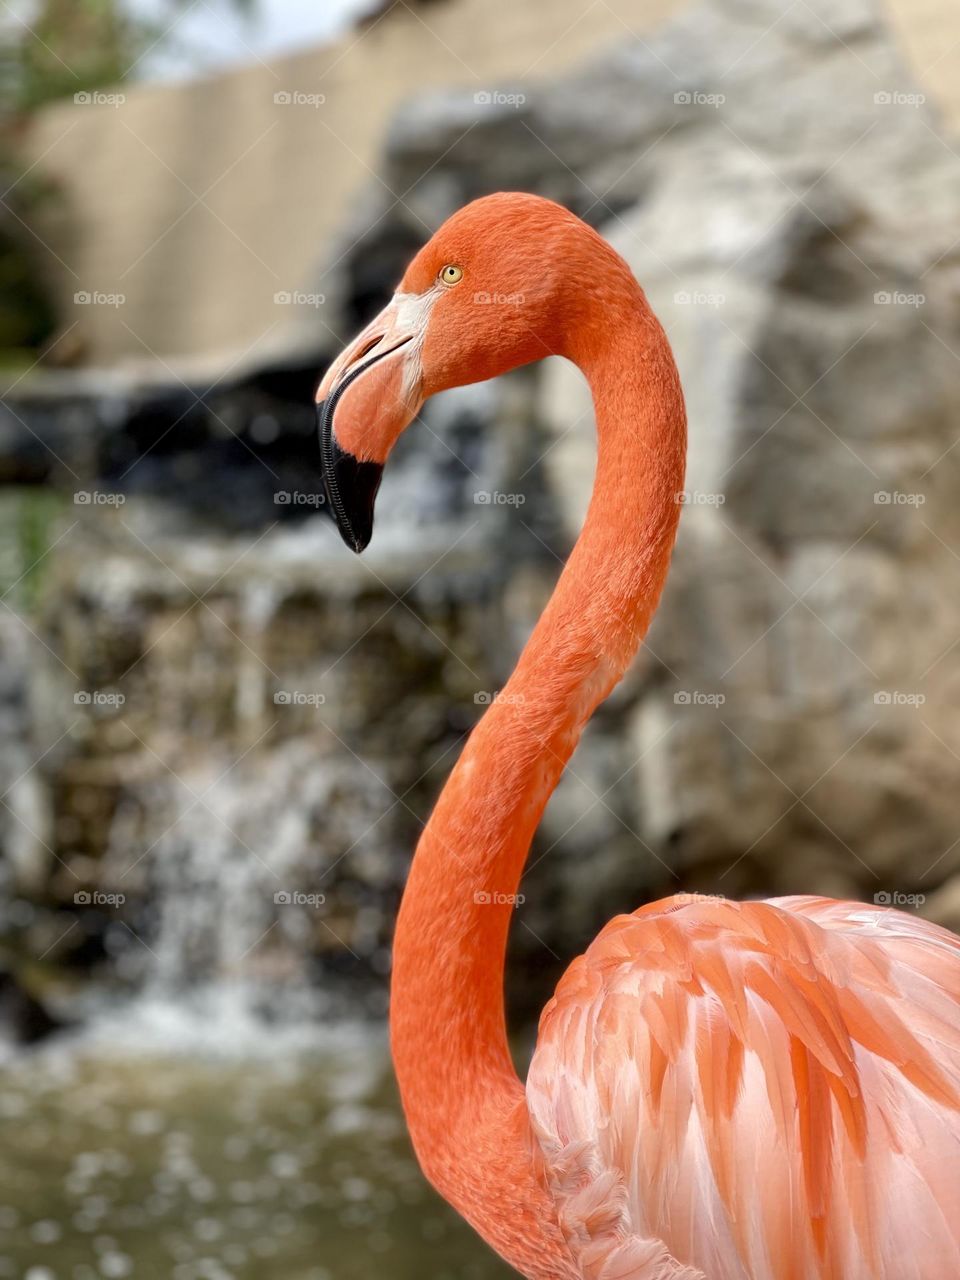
[317,399,383,555]
[346,524,370,555]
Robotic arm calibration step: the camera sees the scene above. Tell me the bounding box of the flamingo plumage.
[315,192,960,1279]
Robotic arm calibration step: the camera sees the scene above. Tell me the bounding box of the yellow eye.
[439,264,463,285]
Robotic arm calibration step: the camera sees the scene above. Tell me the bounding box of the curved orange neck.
[390,278,687,1278]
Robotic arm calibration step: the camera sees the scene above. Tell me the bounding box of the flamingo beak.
[316,377,391,556]
[315,296,427,553]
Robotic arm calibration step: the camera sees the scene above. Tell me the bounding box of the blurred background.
[2,0,960,1275]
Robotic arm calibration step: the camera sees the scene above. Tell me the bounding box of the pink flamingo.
[315,193,960,1279]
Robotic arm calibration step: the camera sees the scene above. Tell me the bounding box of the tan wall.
[884,0,960,124]
[21,0,960,374]
[23,0,678,374]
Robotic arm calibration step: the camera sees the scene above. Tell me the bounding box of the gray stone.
[342,0,960,924]
[8,0,960,1007]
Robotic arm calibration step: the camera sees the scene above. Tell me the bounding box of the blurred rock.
[338,0,960,944]
[926,876,960,934]
[0,968,61,1046]
[535,0,960,916]
[3,376,554,1004]
[5,0,960,1025]
[0,583,53,895]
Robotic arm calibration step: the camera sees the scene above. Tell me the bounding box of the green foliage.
[0,488,66,608]
[2,0,172,113]
[0,159,58,355]
[0,0,255,361]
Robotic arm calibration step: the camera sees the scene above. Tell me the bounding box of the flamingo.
[314,193,960,1279]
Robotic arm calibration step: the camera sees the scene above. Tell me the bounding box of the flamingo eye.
[439,264,463,285]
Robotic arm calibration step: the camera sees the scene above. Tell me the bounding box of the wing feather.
[527,896,960,1279]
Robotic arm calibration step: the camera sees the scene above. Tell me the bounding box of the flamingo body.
[528,895,960,1278]
[314,192,960,1279]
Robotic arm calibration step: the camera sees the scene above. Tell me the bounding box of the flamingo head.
[315,192,596,552]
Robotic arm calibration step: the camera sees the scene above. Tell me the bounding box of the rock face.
[5,0,960,1022]
[0,378,556,1008]
[333,0,960,927]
